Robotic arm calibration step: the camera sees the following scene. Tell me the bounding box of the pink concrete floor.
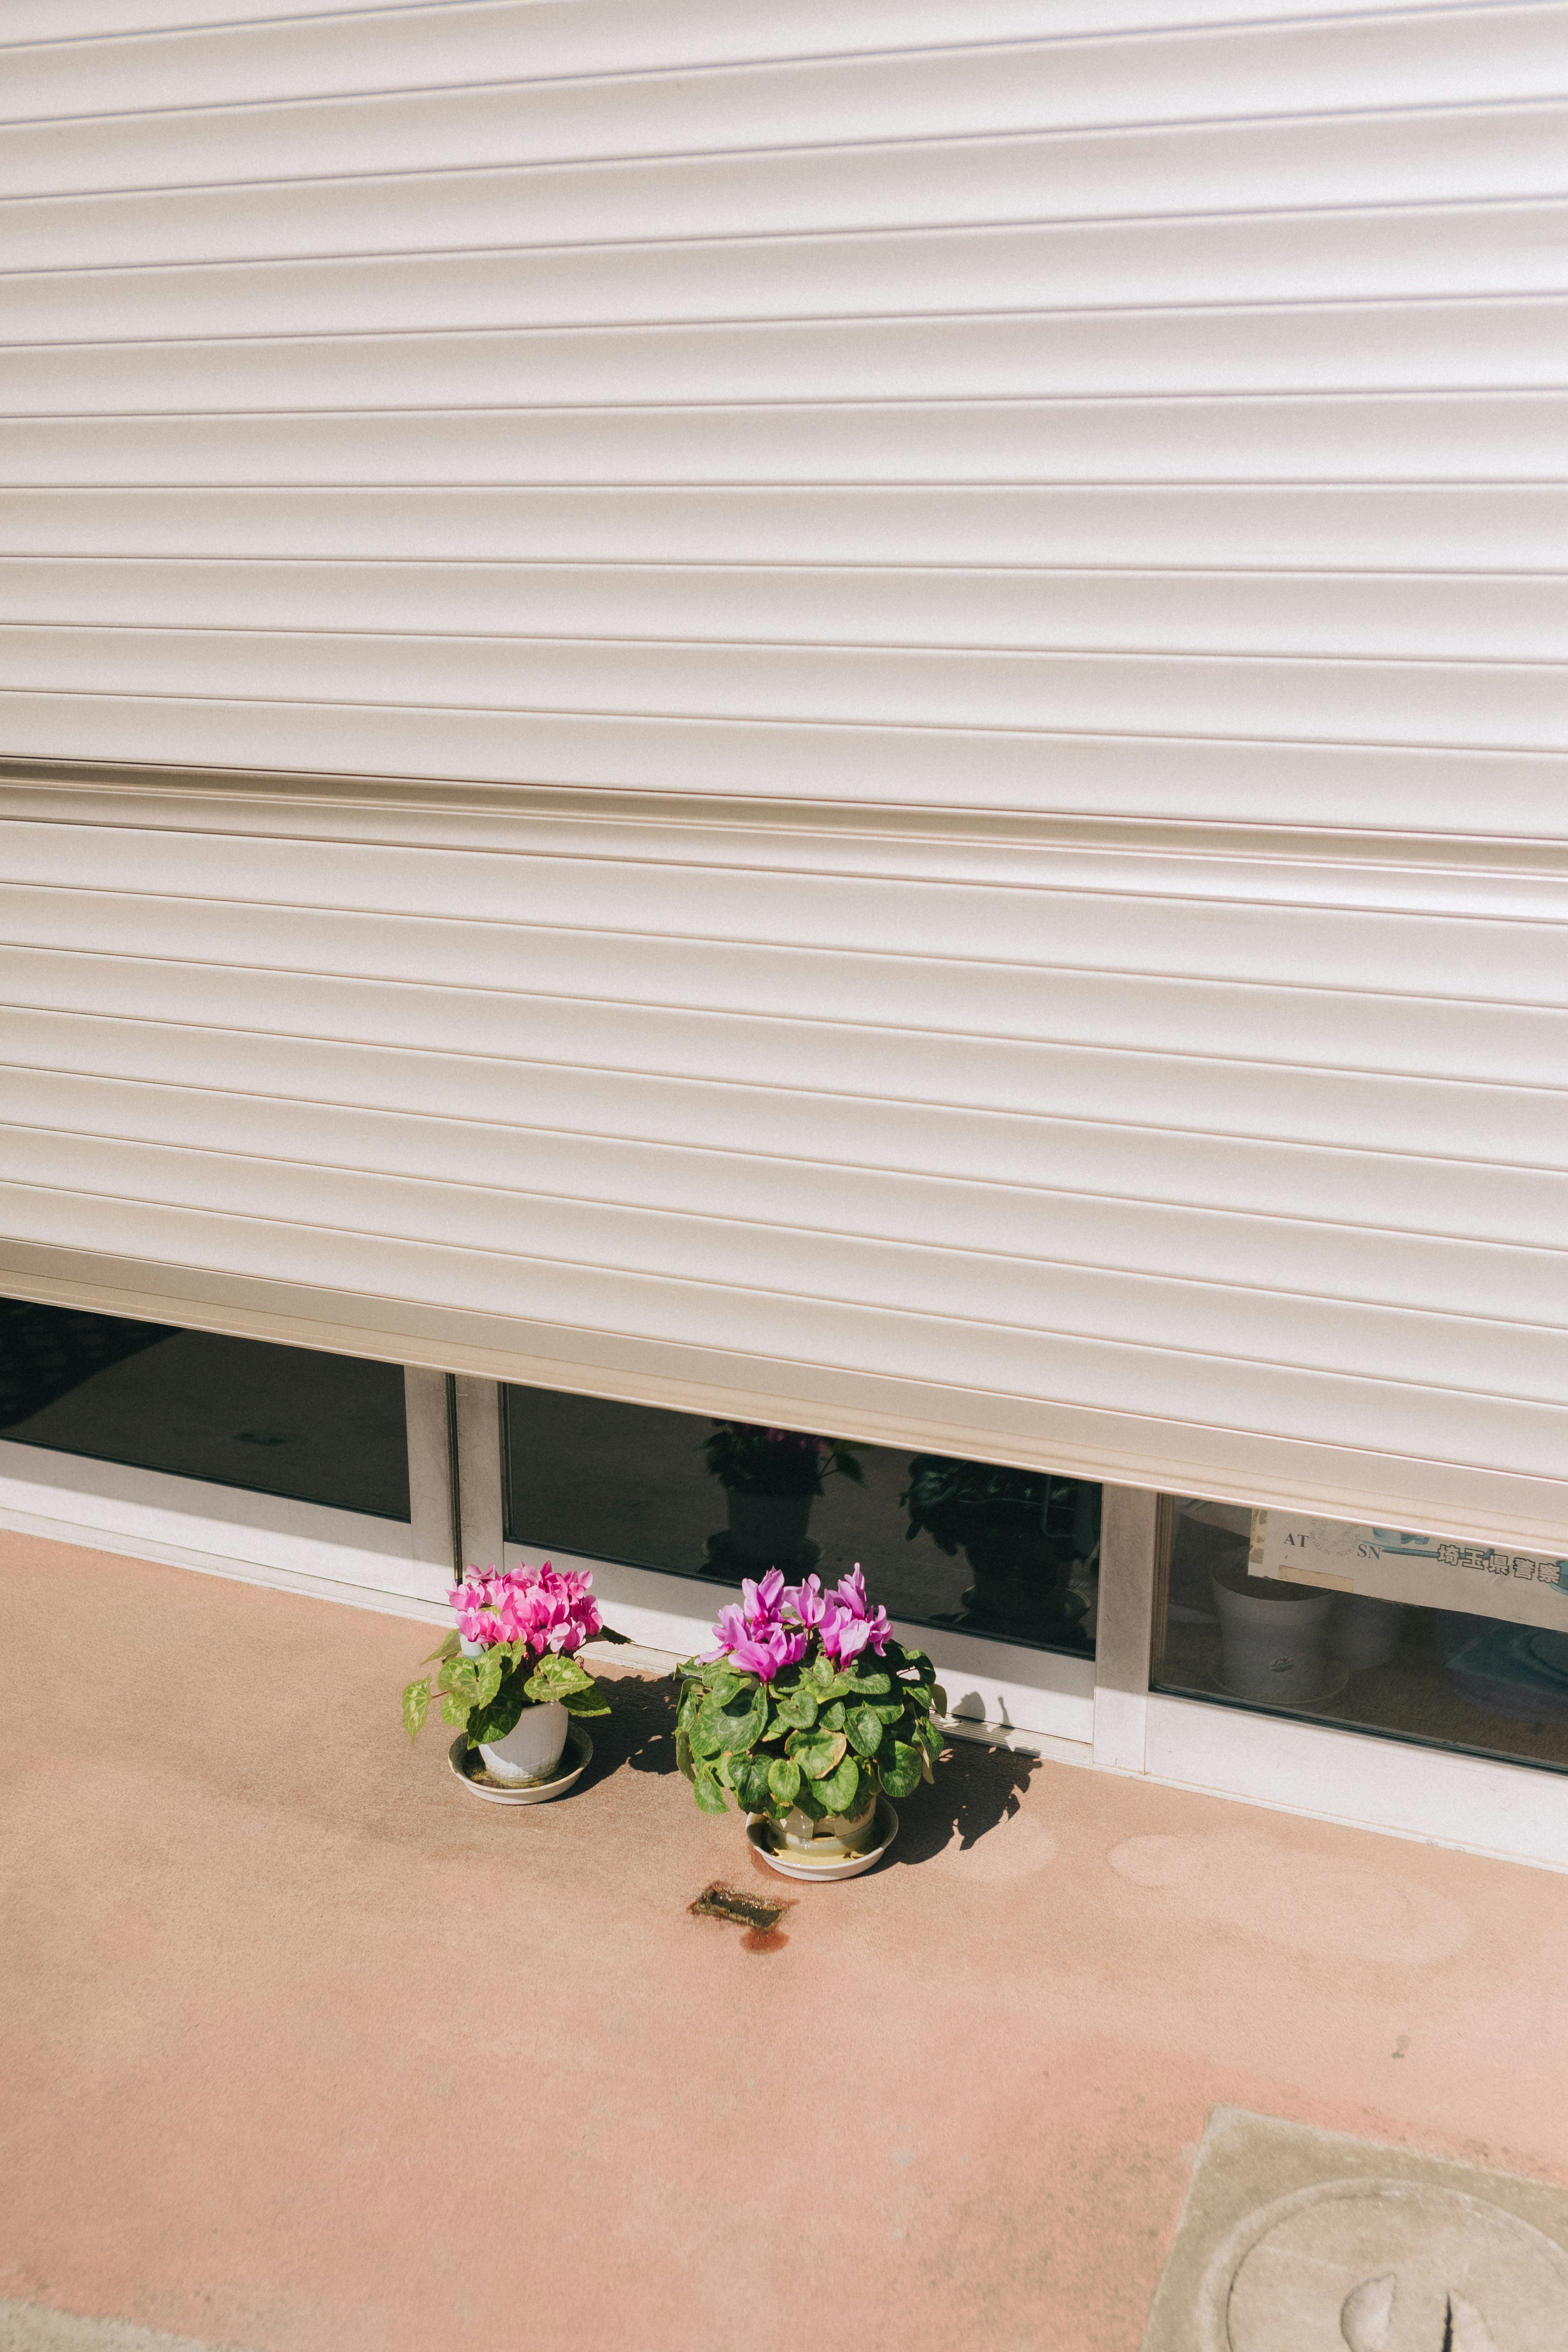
[4,1531,1568,2352]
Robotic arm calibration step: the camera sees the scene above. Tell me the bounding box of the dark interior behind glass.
[0,1298,410,1521]
[503,1383,1100,1656]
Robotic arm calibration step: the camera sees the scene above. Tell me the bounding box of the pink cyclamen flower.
[785,1573,829,1628]
[833,1564,871,1620]
[740,1568,786,1626]
[728,1634,785,1681]
[700,1601,752,1662]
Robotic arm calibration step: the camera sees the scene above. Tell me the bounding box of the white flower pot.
[477,1699,570,1787]
[1211,1569,1337,1703]
[777,1787,880,1858]
[1333,1593,1407,1671]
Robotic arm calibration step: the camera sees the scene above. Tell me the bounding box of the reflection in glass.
[1156,1496,1568,1773]
[0,1298,410,1521]
[503,1385,1099,1656]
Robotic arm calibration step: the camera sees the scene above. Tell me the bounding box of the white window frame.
[1,1355,1563,1874]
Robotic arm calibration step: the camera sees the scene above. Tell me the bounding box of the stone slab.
[1140,2107,1568,2351]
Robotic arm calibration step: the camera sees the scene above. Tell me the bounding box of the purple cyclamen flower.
[740,1568,786,1626]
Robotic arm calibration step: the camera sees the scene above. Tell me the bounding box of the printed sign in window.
[1249,1512,1568,1632]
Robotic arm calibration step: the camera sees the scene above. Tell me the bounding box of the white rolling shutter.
[1,2,1564,1548]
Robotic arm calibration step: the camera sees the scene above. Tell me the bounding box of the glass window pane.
[1156,1494,1568,1773]
[503,1383,1098,1656]
[0,1299,410,1521]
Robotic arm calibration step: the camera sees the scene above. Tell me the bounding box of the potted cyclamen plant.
[702,1420,863,1568]
[675,1564,946,1875]
[402,1560,625,1791]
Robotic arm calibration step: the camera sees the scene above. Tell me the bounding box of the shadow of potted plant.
[700,1420,863,1574]
[900,1455,1094,1648]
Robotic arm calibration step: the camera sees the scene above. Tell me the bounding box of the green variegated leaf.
[734,1756,774,1813]
[816,1755,861,1815]
[688,1711,726,1760]
[693,1768,730,1815]
[523,1651,595,1703]
[439,1689,471,1729]
[791,1777,826,1820]
[421,1631,461,1666]
[708,1668,744,1707]
[772,1687,818,1731]
[902,1679,934,1713]
[697,1683,767,1757]
[401,1677,431,1742]
[559,1685,610,1717]
[913,1715,944,1760]
[675,1727,695,1782]
[868,1698,905,1726]
[468,1670,529,1745]
[846,1669,891,1695]
[767,1756,801,1808]
[440,1657,480,1705]
[786,1730,848,1781]
[474,1649,506,1708]
[847,1704,884,1756]
[818,1699,846,1732]
[877,1740,922,1799]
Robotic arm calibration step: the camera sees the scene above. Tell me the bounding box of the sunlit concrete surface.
[4,1530,1566,2352]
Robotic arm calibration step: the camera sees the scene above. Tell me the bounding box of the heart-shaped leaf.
[816,1755,862,1815]
[421,1631,461,1666]
[734,1756,774,1813]
[708,1668,744,1707]
[693,1768,730,1815]
[468,1670,529,1745]
[767,1756,801,1808]
[560,1685,610,1717]
[818,1699,847,1732]
[441,1658,481,1706]
[439,1689,471,1729]
[401,1677,431,1742]
[786,1730,849,1781]
[902,1679,934,1713]
[474,1649,506,1708]
[847,1704,884,1756]
[931,1684,949,1717]
[698,1683,767,1757]
[913,1715,943,1760]
[524,1651,595,1704]
[846,1669,892,1695]
[877,1740,922,1799]
[772,1687,819,1731]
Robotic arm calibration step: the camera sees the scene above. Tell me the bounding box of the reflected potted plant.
[675,1564,946,1876]
[701,1421,863,1569]
[401,1560,626,1788]
[900,1455,1092,1646]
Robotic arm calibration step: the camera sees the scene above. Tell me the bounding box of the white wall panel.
[2,0,1565,1552]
